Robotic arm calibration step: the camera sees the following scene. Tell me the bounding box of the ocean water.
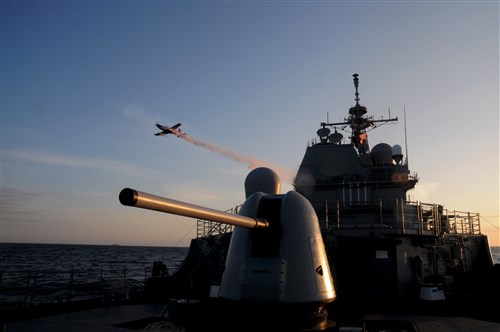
[0,243,188,305]
[1,243,499,307]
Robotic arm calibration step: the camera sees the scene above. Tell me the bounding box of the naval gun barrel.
[119,188,269,229]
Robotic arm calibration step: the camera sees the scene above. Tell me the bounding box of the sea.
[0,243,189,306]
[0,243,499,307]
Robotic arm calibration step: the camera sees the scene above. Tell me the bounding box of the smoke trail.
[174,132,296,184]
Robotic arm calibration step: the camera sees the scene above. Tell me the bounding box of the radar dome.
[244,167,281,198]
[392,144,403,164]
[371,143,393,165]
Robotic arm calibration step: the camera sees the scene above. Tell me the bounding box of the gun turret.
[119,187,269,229]
[119,168,335,330]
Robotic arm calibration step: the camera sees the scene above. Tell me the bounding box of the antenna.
[404,105,409,165]
[353,73,360,105]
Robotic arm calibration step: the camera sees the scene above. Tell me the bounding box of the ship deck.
[3,303,500,332]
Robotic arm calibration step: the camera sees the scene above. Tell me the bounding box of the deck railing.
[0,267,148,308]
[317,199,481,237]
[196,206,238,238]
[194,198,481,239]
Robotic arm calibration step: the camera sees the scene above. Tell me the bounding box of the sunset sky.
[1,1,499,247]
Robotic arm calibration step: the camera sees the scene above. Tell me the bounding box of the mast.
[348,73,370,153]
[404,105,409,165]
[320,73,398,154]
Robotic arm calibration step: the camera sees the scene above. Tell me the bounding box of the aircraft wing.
[154,122,182,137]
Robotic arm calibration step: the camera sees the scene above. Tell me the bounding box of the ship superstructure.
[294,74,493,310]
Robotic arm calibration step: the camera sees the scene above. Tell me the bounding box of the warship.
[4,74,498,332]
[118,74,499,331]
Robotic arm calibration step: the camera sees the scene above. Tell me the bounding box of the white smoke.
[175,132,295,184]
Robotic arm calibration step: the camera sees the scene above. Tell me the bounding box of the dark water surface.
[0,243,188,305]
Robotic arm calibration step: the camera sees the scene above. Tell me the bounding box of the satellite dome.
[244,167,281,198]
[392,144,402,156]
[371,143,393,165]
[392,144,403,164]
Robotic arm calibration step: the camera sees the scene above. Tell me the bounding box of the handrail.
[311,199,481,236]
[193,198,482,239]
[0,267,147,307]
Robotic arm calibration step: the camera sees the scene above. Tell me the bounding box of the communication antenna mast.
[320,73,398,154]
[404,105,409,165]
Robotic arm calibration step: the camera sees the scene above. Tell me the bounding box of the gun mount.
[119,168,335,331]
[119,187,269,229]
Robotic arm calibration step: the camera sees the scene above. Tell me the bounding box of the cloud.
[0,187,41,215]
[122,103,158,124]
[0,187,65,227]
[3,149,157,177]
[118,101,168,128]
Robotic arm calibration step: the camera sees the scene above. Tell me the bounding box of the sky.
[1,1,498,247]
